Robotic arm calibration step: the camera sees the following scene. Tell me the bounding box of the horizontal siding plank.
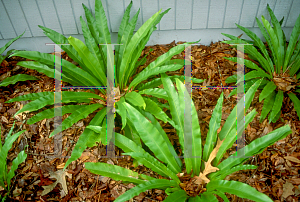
[2,0,31,37]
[88,0,112,33]
[106,0,124,32]
[192,0,209,29]
[19,0,44,37]
[176,0,192,30]
[37,0,62,33]
[89,0,95,16]
[158,0,175,30]
[124,0,142,31]
[285,0,300,27]
[239,0,260,27]
[54,0,78,35]
[141,0,159,29]
[273,0,293,27]
[101,0,112,33]
[208,0,226,28]
[224,0,243,28]
[71,0,90,35]
[0,1,16,39]
[254,0,276,27]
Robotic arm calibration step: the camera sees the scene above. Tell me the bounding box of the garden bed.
[1,40,300,202]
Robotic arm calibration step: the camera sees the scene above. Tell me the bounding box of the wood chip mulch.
[0,40,300,202]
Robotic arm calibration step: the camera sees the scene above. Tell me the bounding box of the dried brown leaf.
[194,137,224,184]
[282,181,294,198]
[41,169,72,197]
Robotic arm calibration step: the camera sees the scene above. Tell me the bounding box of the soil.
[0,40,300,202]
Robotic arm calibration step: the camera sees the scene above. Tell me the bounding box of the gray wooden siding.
[0,0,299,53]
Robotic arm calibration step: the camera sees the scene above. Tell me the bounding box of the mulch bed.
[0,40,300,202]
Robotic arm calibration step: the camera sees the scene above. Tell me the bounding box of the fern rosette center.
[272,72,299,92]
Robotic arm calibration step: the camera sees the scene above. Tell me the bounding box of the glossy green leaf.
[0,30,25,56]
[283,14,300,70]
[215,125,291,175]
[225,74,237,83]
[27,105,87,125]
[85,162,153,185]
[5,91,53,103]
[270,109,281,123]
[129,64,183,90]
[115,97,127,129]
[188,196,201,202]
[290,54,300,76]
[115,1,132,66]
[259,81,277,102]
[227,88,237,98]
[128,41,185,83]
[137,109,182,168]
[94,0,111,51]
[49,104,102,137]
[139,88,168,100]
[125,27,156,86]
[125,91,146,109]
[85,125,102,134]
[0,129,25,189]
[122,152,180,183]
[81,3,106,66]
[64,108,106,169]
[38,25,87,70]
[199,193,218,202]
[164,59,185,66]
[269,90,283,123]
[222,38,272,74]
[116,8,140,73]
[124,10,173,88]
[119,10,161,88]
[129,44,186,89]
[68,36,106,86]
[161,73,185,151]
[137,75,204,91]
[206,180,273,202]
[114,179,178,202]
[218,79,262,141]
[16,61,76,85]
[163,190,189,202]
[235,23,273,72]
[113,131,149,162]
[135,55,147,69]
[0,74,38,87]
[236,70,271,84]
[9,51,100,86]
[143,97,170,123]
[256,18,275,63]
[203,92,223,162]
[267,4,285,73]
[80,16,105,75]
[210,190,229,202]
[213,164,257,181]
[175,78,202,175]
[213,109,257,166]
[260,90,276,123]
[125,118,143,148]
[288,93,300,119]
[124,102,181,174]
[6,150,27,189]
[261,16,280,73]
[14,91,102,116]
